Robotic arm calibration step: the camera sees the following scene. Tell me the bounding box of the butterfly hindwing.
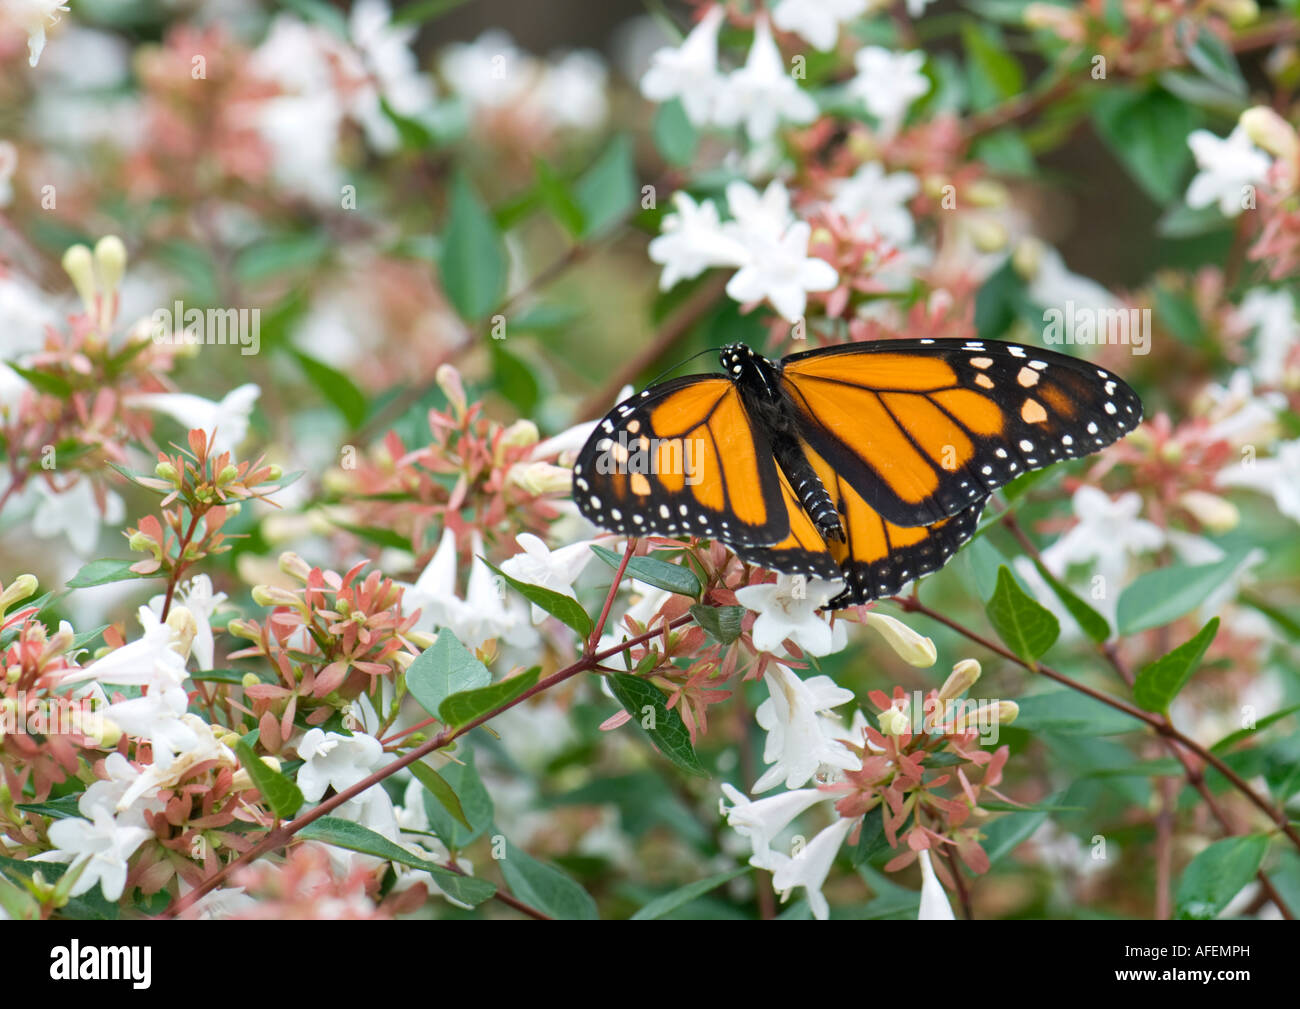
[730,439,989,609]
[573,376,792,546]
[779,338,1142,527]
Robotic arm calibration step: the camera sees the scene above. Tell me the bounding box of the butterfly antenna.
[640,345,724,389]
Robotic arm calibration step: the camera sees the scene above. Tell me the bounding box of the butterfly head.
[719,342,758,377]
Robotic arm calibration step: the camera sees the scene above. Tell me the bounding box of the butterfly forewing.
[779,339,1143,527]
[573,376,792,546]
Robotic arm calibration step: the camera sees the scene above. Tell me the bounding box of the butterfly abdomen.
[728,345,846,543]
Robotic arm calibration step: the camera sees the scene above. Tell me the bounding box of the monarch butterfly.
[574,338,1142,609]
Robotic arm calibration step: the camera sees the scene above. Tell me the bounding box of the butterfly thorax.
[720,343,846,543]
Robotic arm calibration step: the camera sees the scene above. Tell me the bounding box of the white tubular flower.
[863,611,937,667]
[828,162,920,246]
[1236,288,1298,382]
[499,532,594,624]
[1039,486,1165,623]
[639,4,725,126]
[846,47,929,137]
[648,191,749,291]
[765,816,855,920]
[297,728,385,801]
[772,0,868,51]
[720,783,833,868]
[402,527,538,650]
[1218,438,1300,524]
[918,848,957,919]
[35,808,151,900]
[149,574,228,670]
[125,383,261,454]
[29,478,125,556]
[722,179,796,243]
[1186,126,1271,217]
[723,220,838,322]
[13,0,69,67]
[753,664,859,792]
[712,16,818,142]
[735,574,848,657]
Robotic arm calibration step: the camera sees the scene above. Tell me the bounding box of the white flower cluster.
[649,180,837,321]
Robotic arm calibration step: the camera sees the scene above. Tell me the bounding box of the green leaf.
[421,746,493,848]
[485,560,593,637]
[608,672,708,777]
[590,544,702,597]
[652,98,698,166]
[1211,704,1300,754]
[496,833,599,919]
[1011,691,1145,735]
[439,173,507,322]
[488,341,541,416]
[1175,834,1268,920]
[67,558,149,588]
[234,231,330,283]
[6,363,71,397]
[689,604,745,645]
[1178,21,1246,98]
[16,795,83,820]
[234,741,303,819]
[630,866,748,919]
[1156,200,1233,239]
[405,632,492,721]
[534,159,586,237]
[391,0,471,23]
[1132,618,1220,714]
[851,805,893,866]
[1117,552,1248,635]
[438,666,542,729]
[985,565,1059,666]
[983,808,1051,866]
[408,760,471,831]
[1092,87,1197,203]
[962,22,1022,110]
[574,135,637,237]
[291,350,368,429]
[298,816,496,906]
[1028,556,1111,643]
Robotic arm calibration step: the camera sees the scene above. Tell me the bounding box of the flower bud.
[240,672,262,690]
[864,611,938,667]
[93,235,127,293]
[407,630,436,651]
[1216,0,1258,28]
[127,530,156,555]
[1239,106,1298,187]
[509,461,574,495]
[62,244,97,314]
[278,552,313,582]
[1012,236,1044,281]
[1179,490,1239,534]
[166,606,198,660]
[154,461,179,484]
[975,700,1019,726]
[500,420,540,452]
[966,180,1008,207]
[969,218,1008,253]
[87,716,122,748]
[225,618,258,641]
[436,363,467,415]
[217,464,239,484]
[878,704,911,736]
[264,465,283,481]
[938,659,982,702]
[0,573,38,615]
